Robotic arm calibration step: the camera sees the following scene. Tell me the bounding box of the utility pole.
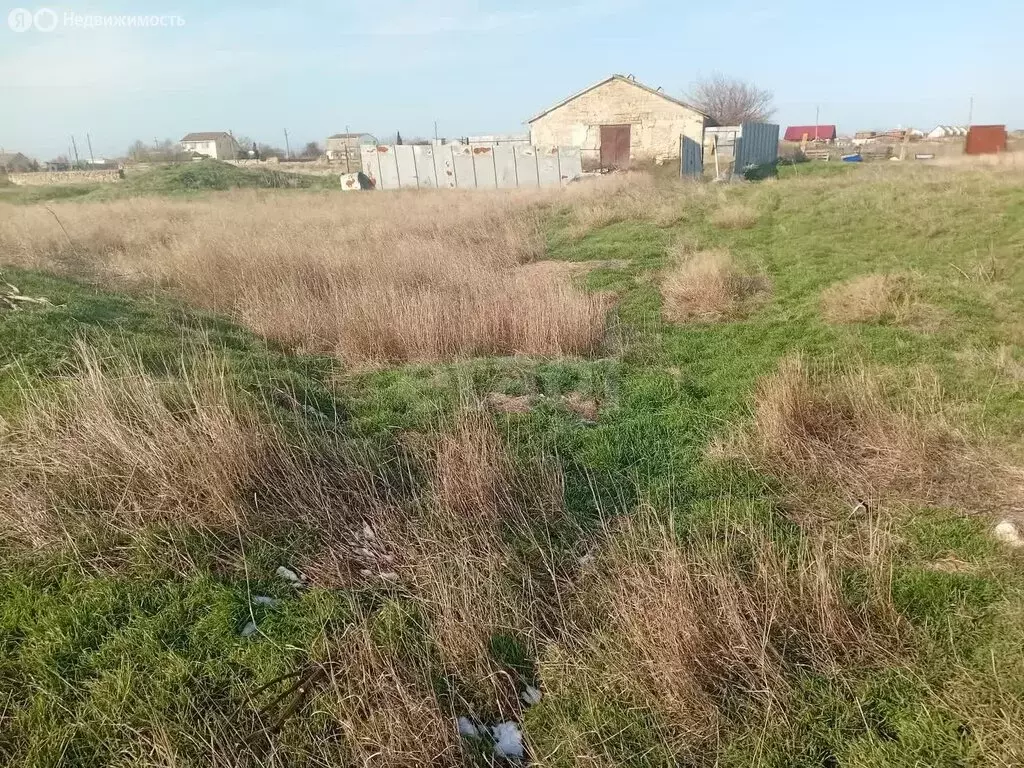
[86,133,95,164]
[283,129,291,159]
[815,105,820,140]
[967,96,974,126]
[70,135,80,166]
[434,120,438,143]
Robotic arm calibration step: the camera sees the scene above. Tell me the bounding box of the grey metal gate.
[680,136,703,178]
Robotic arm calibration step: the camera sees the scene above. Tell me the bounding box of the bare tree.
[301,141,322,159]
[686,74,775,125]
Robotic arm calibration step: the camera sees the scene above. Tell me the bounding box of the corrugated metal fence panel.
[734,123,780,172]
[965,125,1007,155]
[680,136,703,178]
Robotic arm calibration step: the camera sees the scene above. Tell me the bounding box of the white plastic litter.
[994,520,1024,547]
[252,595,277,607]
[276,566,303,584]
[457,717,480,738]
[520,685,542,706]
[491,721,525,760]
[240,620,258,638]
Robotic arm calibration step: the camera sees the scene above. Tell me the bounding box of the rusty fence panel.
[359,143,581,190]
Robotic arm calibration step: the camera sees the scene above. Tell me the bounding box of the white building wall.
[528,78,707,161]
[180,137,236,159]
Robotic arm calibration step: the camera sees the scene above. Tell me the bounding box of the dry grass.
[661,247,768,321]
[394,409,566,698]
[721,355,1022,513]
[0,189,611,365]
[318,614,464,767]
[0,343,267,548]
[821,272,918,324]
[710,201,759,230]
[533,510,901,759]
[563,173,709,237]
[0,342,391,566]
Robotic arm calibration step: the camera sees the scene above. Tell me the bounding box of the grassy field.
[1,161,1024,766]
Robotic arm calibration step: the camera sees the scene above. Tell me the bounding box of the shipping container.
[965,125,1007,155]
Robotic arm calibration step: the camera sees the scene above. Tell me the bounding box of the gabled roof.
[180,132,235,142]
[527,74,709,123]
[784,125,837,141]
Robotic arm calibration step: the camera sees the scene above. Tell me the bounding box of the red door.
[600,124,631,169]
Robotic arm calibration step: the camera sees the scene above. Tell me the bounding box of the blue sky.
[1,0,1018,159]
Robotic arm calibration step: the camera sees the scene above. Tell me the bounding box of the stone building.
[527,74,710,168]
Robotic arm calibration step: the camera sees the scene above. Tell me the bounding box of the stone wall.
[529,78,707,162]
[7,169,124,186]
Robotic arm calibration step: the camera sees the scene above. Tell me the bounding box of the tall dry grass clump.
[0,343,268,548]
[661,247,767,321]
[318,616,464,767]
[711,201,759,229]
[563,173,709,236]
[726,356,1019,512]
[533,511,902,759]
[393,408,567,699]
[0,188,610,365]
[821,272,917,324]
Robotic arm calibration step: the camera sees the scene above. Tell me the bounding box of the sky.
[1,0,1019,160]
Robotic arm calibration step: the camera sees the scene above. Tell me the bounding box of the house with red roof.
[784,125,837,142]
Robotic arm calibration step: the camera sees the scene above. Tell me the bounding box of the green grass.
[2,164,1024,765]
[0,160,333,205]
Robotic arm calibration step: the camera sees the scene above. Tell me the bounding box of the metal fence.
[359,143,582,190]
[681,123,779,179]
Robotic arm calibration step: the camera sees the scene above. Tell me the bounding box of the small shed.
[965,125,1007,155]
[784,125,837,142]
[527,74,711,169]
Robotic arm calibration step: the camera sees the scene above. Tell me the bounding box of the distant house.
[179,132,238,160]
[0,152,35,172]
[927,125,968,140]
[325,133,376,169]
[527,74,712,168]
[784,125,837,142]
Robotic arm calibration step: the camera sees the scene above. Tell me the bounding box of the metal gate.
[680,136,703,178]
[600,124,631,169]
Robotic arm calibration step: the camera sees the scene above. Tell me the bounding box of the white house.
[179,131,238,160]
[927,125,968,140]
